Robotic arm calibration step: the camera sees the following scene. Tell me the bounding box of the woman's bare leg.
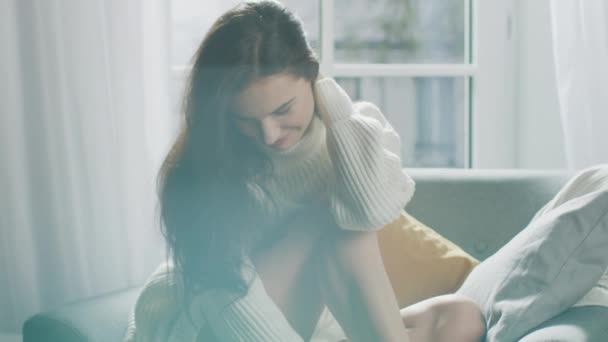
[250,212,329,340]
[317,228,410,342]
[252,210,485,342]
[317,227,485,342]
[252,208,409,341]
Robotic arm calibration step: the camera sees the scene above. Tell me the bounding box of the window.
[171,0,478,168]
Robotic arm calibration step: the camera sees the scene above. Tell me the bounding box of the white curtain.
[0,0,174,333]
[550,0,608,170]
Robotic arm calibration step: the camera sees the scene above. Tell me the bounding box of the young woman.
[126,1,485,341]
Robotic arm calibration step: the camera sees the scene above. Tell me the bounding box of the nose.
[261,117,281,145]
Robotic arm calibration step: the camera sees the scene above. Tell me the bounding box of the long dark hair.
[158,0,319,303]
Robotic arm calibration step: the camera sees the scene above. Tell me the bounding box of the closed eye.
[272,106,291,116]
[271,98,295,116]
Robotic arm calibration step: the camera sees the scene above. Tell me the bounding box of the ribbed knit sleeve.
[124,262,183,342]
[126,261,305,341]
[177,261,304,341]
[314,78,416,231]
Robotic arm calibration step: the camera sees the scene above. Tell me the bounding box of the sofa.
[22,168,608,341]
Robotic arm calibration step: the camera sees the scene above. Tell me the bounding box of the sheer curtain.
[0,0,174,333]
[550,0,608,170]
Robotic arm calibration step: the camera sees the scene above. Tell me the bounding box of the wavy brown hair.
[157,0,319,303]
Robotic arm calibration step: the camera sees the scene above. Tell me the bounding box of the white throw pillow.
[457,189,608,341]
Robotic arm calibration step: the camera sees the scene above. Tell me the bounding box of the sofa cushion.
[457,189,608,341]
[377,211,479,308]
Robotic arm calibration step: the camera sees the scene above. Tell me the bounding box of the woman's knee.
[435,294,486,342]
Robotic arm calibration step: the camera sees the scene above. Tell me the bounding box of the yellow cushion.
[377,211,479,308]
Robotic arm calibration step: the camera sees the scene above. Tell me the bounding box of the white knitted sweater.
[124,78,416,341]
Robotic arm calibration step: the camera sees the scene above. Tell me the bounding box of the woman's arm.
[314,78,416,231]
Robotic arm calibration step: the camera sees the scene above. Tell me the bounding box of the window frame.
[319,0,476,168]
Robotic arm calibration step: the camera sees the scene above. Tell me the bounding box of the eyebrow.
[236,97,295,120]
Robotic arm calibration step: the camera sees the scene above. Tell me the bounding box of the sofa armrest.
[23,287,141,342]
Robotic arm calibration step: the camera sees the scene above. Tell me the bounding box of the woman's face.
[232,73,316,150]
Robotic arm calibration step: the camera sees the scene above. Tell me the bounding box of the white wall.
[514,0,567,169]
